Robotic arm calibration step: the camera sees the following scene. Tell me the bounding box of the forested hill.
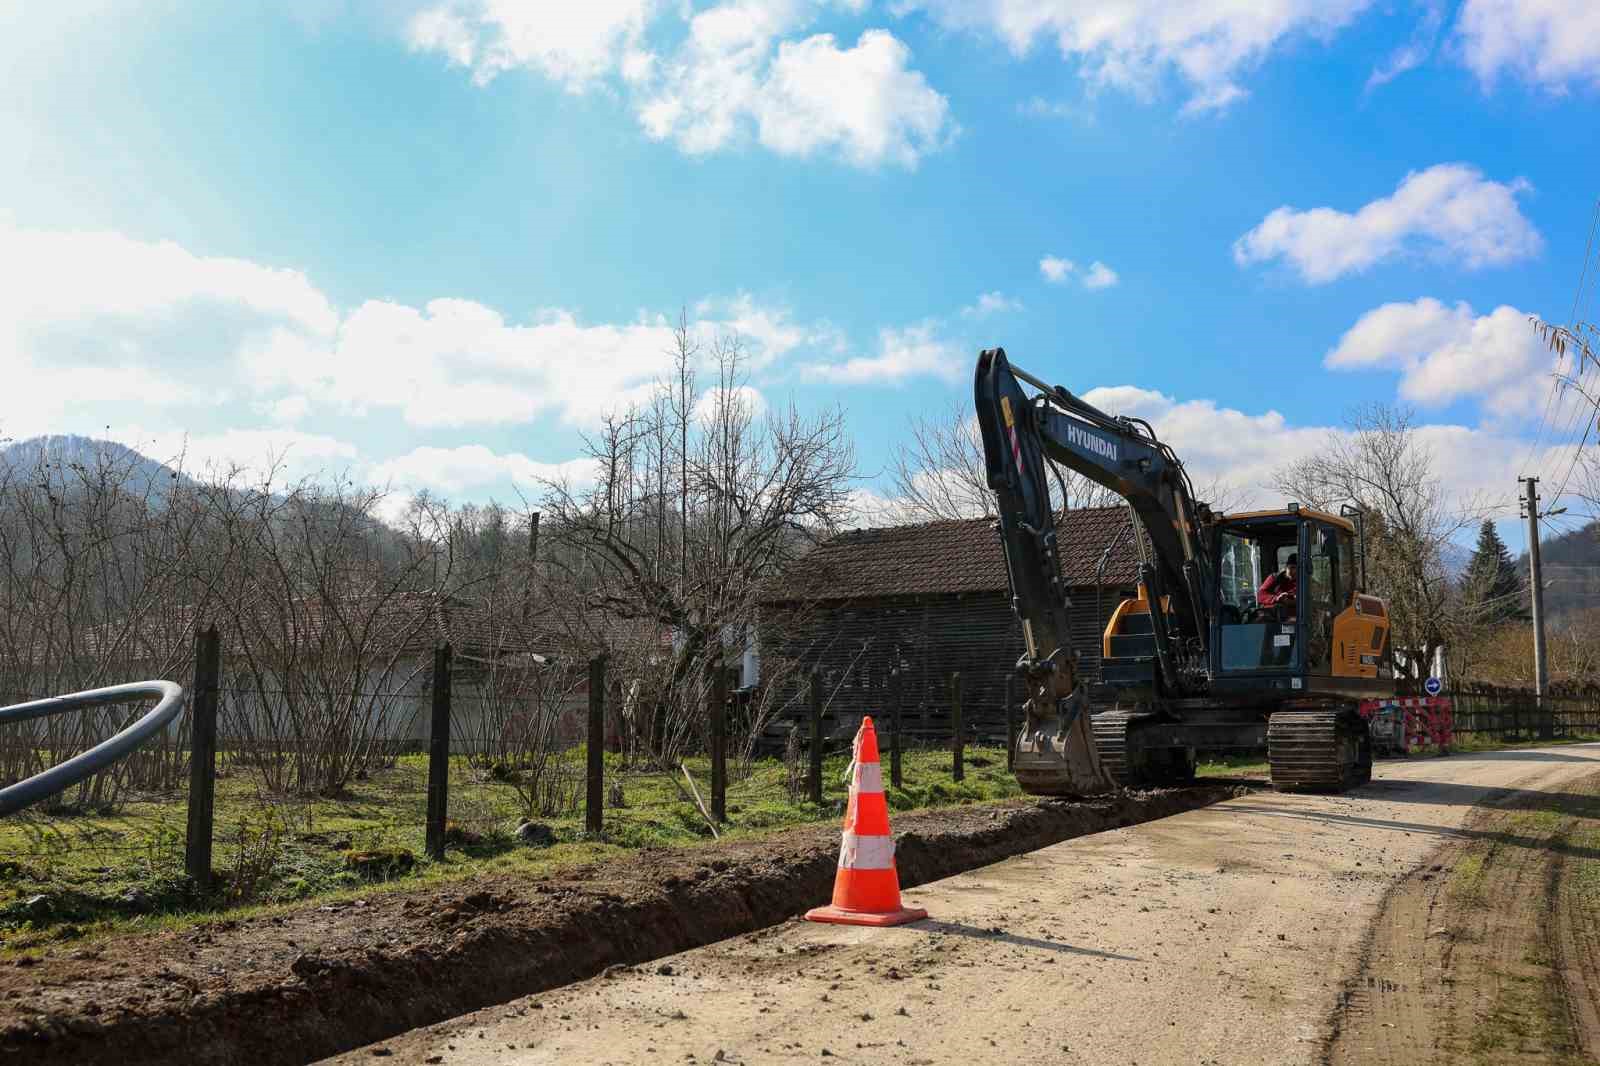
[1526,518,1600,623]
[0,435,190,499]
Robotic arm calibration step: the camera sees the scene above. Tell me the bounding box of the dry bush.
[459,653,586,820]
[0,440,218,808]
[206,473,442,796]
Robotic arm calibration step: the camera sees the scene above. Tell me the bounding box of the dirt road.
[331,745,1600,1066]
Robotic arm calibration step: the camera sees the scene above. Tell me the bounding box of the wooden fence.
[1449,684,1600,740]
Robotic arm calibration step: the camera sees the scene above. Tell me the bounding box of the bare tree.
[540,327,856,767]
[1273,404,1481,688]
[889,400,1131,522]
[1531,317,1600,514]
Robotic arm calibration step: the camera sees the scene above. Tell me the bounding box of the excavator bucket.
[1012,693,1117,796]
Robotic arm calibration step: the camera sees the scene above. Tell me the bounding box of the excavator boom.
[975,348,1214,795]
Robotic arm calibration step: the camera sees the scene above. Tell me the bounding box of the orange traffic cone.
[805,716,928,927]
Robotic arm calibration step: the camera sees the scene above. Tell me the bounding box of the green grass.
[1196,754,1269,778]
[0,745,1020,952]
[1572,821,1600,916]
[1447,731,1600,754]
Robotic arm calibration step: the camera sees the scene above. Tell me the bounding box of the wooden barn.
[756,506,1143,748]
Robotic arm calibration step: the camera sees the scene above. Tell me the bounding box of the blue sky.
[2,1,1598,551]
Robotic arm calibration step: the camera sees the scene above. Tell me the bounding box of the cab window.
[1338,532,1356,601]
[1216,524,1297,671]
[1306,526,1338,672]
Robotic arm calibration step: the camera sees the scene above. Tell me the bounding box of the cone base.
[804,903,928,927]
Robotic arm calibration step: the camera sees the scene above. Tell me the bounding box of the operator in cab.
[1257,553,1298,619]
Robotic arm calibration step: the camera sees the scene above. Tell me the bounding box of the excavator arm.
[974,348,1215,794]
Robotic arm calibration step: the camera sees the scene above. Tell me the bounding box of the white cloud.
[961,291,1024,317]
[842,485,922,528]
[1455,0,1600,92]
[1017,96,1094,123]
[901,0,1374,115]
[1325,298,1556,419]
[693,384,770,424]
[1039,255,1075,283]
[266,394,311,423]
[1039,254,1118,289]
[1365,1,1444,90]
[1233,163,1542,283]
[694,292,819,367]
[0,364,211,441]
[640,6,952,169]
[1082,261,1120,290]
[370,444,596,496]
[1179,82,1248,116]
[246,297,813,429]
[800,322,965,384]
[1078,385,1325,504]
[0,221,828,453]
[0,220,337,439]
[410,0,953,168]
[406,1,657,90]
[756,30,952,167]
[0,219,337,338]
[1075,384,1552,514]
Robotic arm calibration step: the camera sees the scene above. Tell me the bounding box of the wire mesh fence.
[0,633,1018,947]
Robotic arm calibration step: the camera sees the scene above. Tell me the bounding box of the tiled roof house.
[757,506,1143,746]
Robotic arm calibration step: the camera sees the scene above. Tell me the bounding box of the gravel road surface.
[333,745,1600,1066]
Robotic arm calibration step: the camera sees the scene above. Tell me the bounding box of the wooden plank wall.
[759,585,1133,750]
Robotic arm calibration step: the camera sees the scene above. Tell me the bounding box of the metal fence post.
[1004,672,1016,773]
[587,656,606,836]
[951,671,964,782]
[889,666,903,790]
[425,644,452,861]
[808,668,823,806]
[184,625,221,888]
[710,666,727,823]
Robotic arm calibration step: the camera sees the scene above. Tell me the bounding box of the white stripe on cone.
[855,762,883,794]
[838,830,895,871]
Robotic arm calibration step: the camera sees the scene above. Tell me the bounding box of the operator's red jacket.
[1257,570,1296,607]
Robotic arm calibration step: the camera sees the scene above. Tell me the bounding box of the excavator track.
[1090,710,1137,786]
[1091,709,1196,788]
[1267,707,1372,791]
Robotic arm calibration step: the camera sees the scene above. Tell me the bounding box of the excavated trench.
[0,783,1246,1066]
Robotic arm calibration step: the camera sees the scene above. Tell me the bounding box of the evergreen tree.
[1463,519,1524,623]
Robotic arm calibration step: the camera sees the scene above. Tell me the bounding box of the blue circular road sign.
[1424,676,1442,697]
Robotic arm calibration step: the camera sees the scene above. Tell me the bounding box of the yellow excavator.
[974,349,1395,794]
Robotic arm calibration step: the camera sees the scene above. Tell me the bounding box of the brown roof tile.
[767,506,1142,603]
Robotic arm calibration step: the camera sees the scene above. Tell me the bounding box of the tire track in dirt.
[0,784,1242,1066]
[1327,771,1600,1065]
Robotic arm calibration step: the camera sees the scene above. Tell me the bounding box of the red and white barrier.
[1358,696,1453,753]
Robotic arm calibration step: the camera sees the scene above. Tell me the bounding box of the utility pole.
[1521,476,1549,710]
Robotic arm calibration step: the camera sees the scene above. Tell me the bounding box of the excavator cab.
[1208,508,1391,694]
